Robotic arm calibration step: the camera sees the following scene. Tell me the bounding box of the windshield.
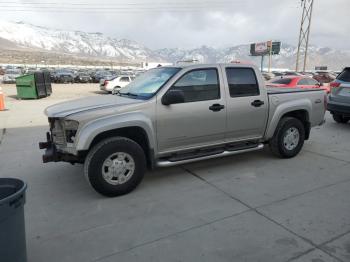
[269,78,292,85]
[118,67,181,99]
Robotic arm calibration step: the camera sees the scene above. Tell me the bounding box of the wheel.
[269,117,305,158]
[112,86,121,94]
[332,114,349,123]
[84,137,146,197]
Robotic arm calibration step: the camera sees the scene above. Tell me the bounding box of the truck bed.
[264,86,326,140]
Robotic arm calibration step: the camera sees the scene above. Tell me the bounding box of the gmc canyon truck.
[39,64,326,197]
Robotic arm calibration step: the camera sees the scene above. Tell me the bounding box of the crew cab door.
[222,66,268,141]
[156,67,227,153]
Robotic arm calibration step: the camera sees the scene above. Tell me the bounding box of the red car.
[267,76,330,93]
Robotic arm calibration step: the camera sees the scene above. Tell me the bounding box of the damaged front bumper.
[39,132,81,164]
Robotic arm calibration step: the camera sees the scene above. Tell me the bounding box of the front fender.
[75,112,155,152]
[264,99,312,140]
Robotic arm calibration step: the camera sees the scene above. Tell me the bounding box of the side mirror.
[317,82,323,87]
[162,89,185,105]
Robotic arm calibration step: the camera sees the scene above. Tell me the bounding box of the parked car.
[328,67,350,123]
[262,72,275,81]
[0,67,6,75]
[313,71,336,84]
[2,69,22,84]
[74,72,92,83]
[92,70,114,83]
[300,72,316,77]
[100,75,135,93]
[272,71,284,77]
[52,69,74,83]
[267,76,330,93]
[283,71,302,76]
[39,64,326,197]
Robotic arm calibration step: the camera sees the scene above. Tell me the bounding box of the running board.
[156,143,264,167]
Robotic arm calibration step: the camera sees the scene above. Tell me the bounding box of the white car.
[100,75,134,93]
[2,69,22,84]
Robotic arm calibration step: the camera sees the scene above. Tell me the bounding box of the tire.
[112,86,121,94]
[84,137,146,197]
[332,114,349,124]
[269,117,305,158]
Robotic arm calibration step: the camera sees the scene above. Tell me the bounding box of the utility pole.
[295,0,314,72]
[268,40,272,72]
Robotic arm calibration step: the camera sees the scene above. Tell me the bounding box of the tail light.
[103,80,109,86]
[330,82,340,88]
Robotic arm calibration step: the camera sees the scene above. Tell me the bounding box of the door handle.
[251,100,264,107]
[209,104,225,112]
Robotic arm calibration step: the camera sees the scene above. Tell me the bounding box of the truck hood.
[45,95,142,118]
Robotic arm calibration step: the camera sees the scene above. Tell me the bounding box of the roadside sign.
[255,42,268,54]
[250,41,281,56]
[315,66,328,71]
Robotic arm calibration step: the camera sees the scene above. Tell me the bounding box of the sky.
[0,0,349,50]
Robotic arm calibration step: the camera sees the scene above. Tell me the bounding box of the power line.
[0,0,245,5]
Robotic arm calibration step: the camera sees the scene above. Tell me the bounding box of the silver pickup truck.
[39,64,326,196]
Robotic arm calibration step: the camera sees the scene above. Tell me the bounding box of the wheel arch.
[266,107,311,141]
[79,125,155,169]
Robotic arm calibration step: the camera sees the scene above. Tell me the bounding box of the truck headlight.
[64,120,79,143]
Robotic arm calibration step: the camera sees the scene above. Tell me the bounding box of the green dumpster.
[15,74,38,99]
[16,72,51,99]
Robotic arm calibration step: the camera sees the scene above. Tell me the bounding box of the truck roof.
[163,63,258,70]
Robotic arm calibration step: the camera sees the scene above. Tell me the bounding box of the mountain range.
[0,20,349,70]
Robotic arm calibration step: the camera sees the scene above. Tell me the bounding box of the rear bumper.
[327,101,350,116]
[39,132,81,163]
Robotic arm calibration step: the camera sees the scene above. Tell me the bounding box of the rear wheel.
[112,86,121,94]
[269,117,305,158]
[332,114,349,124]
[84,137,146,197]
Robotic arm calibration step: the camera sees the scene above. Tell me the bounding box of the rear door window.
[269,78,292,85]
[297,79,309,85]
[226,68,259,97]
[120,77,130,82]
[306,78,318,85]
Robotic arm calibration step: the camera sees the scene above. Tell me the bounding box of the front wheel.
[84,137,146,197]
[269,117,305,158]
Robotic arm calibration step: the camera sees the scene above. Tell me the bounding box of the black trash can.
[0,178,27,262]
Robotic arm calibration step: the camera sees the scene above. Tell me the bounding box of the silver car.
[328,67,350,123]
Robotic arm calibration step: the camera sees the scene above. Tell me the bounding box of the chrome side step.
[156,143,264,167]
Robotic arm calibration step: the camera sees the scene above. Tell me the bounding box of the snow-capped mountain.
[0,20,349,70]
[0,20,153,61]
[155,44,350,70]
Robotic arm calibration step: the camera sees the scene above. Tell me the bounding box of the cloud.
[1,0,349,49]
